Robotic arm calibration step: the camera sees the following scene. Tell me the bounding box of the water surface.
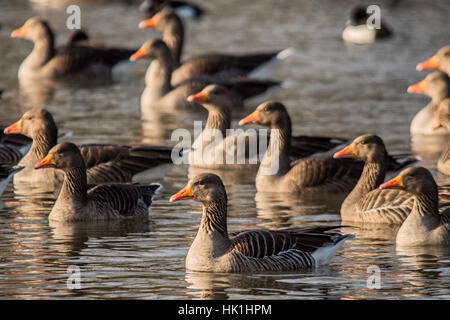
[1,0,450,299]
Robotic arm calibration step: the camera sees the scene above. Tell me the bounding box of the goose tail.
[248,48,294,79]
[312,233,355,266]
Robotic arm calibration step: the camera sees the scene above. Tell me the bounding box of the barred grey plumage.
[40,142,161,222]
[381,167,450,246]
[172,173,353,273]
[336,134,447,225]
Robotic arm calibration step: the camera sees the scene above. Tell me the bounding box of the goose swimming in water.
[11,17,136,79]
[381,167,450,246]
[170,173,354,272]
[36,142,161,222]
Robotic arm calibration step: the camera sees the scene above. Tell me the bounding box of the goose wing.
[48,45,135,75]
[80,144,173,184]
[88,183,160,218]
[356,189,414,224]
[178,51,280,79]
[0,144,23,166]
[287,157,363,192]
[290,135,348,160]
[230,227,341,258]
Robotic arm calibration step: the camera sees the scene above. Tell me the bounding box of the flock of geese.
[1,1,450,273]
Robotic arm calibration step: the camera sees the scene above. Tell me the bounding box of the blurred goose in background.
[4,108,175,186]
[416,45,450,76]
[333,134,421,224]
[407,71,450,136]
[130,39,281,111]
[11,17,136,79]
[342,5,392,44]
[35,142,160,222]
[381,167,450,246]
[170,173,354,272]
[433,98,450,175]
[139,0,204,20]
[186,85,347,169]
[138,10,294,85]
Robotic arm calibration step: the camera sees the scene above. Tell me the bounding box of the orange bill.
[130,46,149,61]
[379,175,403,190]
[407,79,427,94]
[11,25,26,38]
[333,144,356,159]
[187,92,209,103]
[4,120,22,134]
[416,55,439,71]
[238,111,259,126]
[35,154,56,169]
[138,17,158,29]
[169,185,193,202]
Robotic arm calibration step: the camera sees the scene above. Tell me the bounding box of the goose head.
[416,45,450,73]
[187,85,233,113]
[11,17,52,42]
[170,173,226,205]
[380,166,437,197]
[4,108,57,140]
[238,101,289,128]
[35,142,83,170]
[138,9,179,32]
[129,38,171,62]
[333,134,387,163]
[407,71,450,100]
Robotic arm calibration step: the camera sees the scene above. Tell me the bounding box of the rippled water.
[1,0,450,299]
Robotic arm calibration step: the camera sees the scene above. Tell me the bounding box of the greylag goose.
[186,85,260,169]
[186,85,353,169]
[35,142,160,222]
[333,134,416,224]
[130,39,280,111]
[380,167,450,246]
[169,173,354,272]
[407,71,450,136]
[434,98,450,175]
[239,103,416,194]
[239,101,364,194]
[4,108,174,185]
[138,10,293,85]
[342,5,392,44]
[416,45,450,76]
[140,0,204,20]
[11,17,136,79]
